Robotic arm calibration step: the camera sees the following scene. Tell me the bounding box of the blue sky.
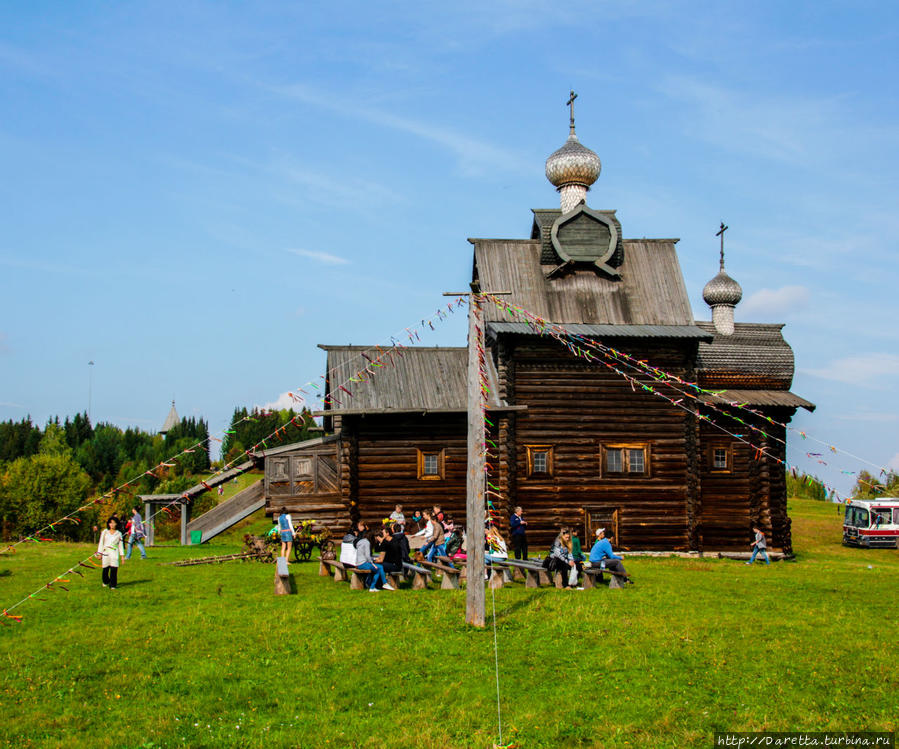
[1,1,897,493]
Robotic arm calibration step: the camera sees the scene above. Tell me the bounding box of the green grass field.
[1,498,896,748]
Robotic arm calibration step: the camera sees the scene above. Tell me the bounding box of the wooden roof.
[472,237,694,326]
[695,322,798,390]
[487,322,712,340]
[699,389,815,412]
[317,346,507,415]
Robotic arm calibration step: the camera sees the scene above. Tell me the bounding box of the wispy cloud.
[287,248,349,266]
[0,401,26,409]
[658,74,895,169]
[741,285,810,318]
[267,83,531,177]
[803,353,899,388]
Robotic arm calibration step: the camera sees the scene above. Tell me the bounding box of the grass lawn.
[1,497,896,748]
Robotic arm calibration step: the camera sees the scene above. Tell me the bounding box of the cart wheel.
[294,540,313,562]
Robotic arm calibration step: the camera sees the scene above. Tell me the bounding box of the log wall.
[351,414,469,532]
[506,339,697,551]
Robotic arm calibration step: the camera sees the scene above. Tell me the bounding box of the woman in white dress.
[97,516,125,589]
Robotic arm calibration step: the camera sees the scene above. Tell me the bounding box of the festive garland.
[1,300,464,622]
[1,300,466,556]
[481,293,890,503]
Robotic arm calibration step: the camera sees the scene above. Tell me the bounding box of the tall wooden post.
[466,285,486,628]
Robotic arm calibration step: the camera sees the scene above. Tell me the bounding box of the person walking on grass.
[509,506,528,560]
[125,506,147,560]
[746,525,770,565]
[97,517,125,590]
[277,506,295,560]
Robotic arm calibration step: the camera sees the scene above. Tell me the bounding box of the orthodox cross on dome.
[567,89,578,135]
[716,221,729,270]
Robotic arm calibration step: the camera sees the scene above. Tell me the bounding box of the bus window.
[894,509,899,525]
[845,507,869,528]
[872,510,891,526]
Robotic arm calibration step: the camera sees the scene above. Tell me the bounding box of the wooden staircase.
[185,480,265,543]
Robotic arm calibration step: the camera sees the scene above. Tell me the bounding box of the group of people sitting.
[544,526,633,588]
[330,502,632,591]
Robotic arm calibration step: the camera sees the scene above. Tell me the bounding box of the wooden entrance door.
[584,506,620,547]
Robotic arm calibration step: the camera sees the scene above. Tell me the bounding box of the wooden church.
[264,102,813,554]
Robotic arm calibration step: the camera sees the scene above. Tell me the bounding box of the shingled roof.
[695,322,799,390]
[316,346,508,415]
[473,236,695,326]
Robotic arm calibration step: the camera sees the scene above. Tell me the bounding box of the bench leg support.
[440,573,460,590]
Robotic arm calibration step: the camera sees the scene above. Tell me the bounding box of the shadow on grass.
[0,569,11,577]
[492,588,551,622]
[115,579,152,587]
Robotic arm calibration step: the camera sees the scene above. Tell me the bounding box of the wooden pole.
[466,284,486,628]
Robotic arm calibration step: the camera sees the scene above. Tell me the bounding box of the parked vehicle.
[842,498,899,548]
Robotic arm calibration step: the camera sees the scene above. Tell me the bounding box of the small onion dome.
[702,270,743,307]
[545,132,601,189]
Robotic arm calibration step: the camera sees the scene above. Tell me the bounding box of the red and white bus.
[842,498,899,548]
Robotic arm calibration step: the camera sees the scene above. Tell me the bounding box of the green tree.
[39,422,73,458]
[0,453,92,540]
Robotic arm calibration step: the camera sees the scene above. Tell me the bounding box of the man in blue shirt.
[589,528,631,582]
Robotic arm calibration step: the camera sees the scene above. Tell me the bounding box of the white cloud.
[256,391,303,412]
[741,285,810,318]
[287,248,349,266]
[803,353,899,388]
[0,401,26,409]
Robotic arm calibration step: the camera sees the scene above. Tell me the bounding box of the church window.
[628,449,644,474]
[708,444,732,473]
[605,448,623,473]
[417,449,445,480]
[601,444,650,477]
[526,445,554,477]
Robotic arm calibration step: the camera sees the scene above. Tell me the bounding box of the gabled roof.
[472,235,694,326]
[695,322,798,390]
[315,346,509,415]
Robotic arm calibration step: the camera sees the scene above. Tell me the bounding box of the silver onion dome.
[702,270,743,307]
[545,132,601,189]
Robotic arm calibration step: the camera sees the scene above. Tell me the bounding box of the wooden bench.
[499,559,549,588]
[274,556,294,595]
[583,565,629,589]
[319,557,349,583]
[402,561,432,590]
[419,559,462,589]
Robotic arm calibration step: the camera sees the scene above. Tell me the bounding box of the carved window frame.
[525,445,554,478]
[416,448,445,481]
[600,443,651,478]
